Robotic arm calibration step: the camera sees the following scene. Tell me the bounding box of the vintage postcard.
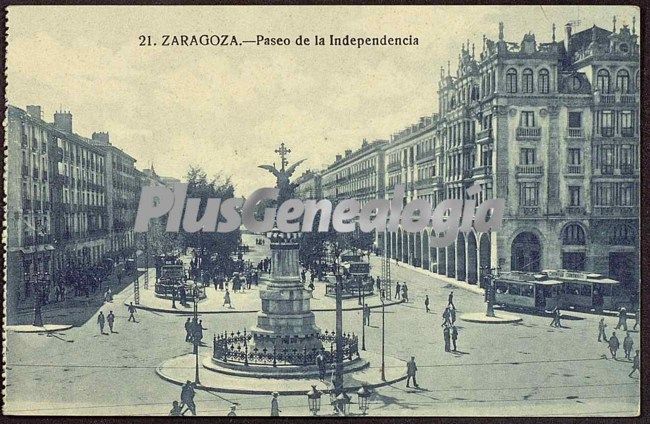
[3,5,641,417]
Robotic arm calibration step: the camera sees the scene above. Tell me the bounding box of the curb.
[7,324,74,333]
[459,312,522,324]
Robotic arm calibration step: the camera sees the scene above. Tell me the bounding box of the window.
[538,69,550,93]
[520,148,536,165]
[569,186,581,206]
[619,183,636,206]
[610,225,635,245]
[600,145,614,174]
[568,112,582,128]
[572,76,582,91]
[522,68,534,93]
[506,68,518,93]
[620,145,634,173]
[594,183,613,206]
[620,111,634,136]
[568,148,581,165]
[616,69,630,93]
[520,111,535,127]
[597,69,611,93]
[600,111,614,135]
[519,182,539,206]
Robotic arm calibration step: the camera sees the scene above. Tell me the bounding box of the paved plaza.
[3,234,639,416]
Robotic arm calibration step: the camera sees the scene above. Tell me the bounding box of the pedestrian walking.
[185,318,192,342]
[443,325,451,352]
[270,392,281,416]
[451,325,458,351]
[107,311,115,333]
[598,318,608,342]
[194,319,206,344]
[450,307,457,324]
[401,284,409,302]
[629,350,640,377]
[623,332,634,360]
[97,311,106,334]
[406,356,419,388]
[549,307,561,327]
[127,302,137,322]
[424,295,430,313]
[104,288,113,303]
[634,308,639,330]
[363,304,371,326]
[180,380,197,416]
[376,276,381,292]
[227,405,237,416]
[316,349,326,381]
[616,307,628,331]
[223,289,232,308]
[608,332,620,359]
[448,291,455,308]
[442,307,451,327]
[395,282,401,299]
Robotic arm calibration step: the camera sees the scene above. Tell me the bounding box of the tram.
[540,269,630,311]
[493,272,563,313]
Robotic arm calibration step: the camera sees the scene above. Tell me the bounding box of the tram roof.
[541,269,619,284]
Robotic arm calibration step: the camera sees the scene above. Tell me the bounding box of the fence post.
[244,329,249,366]
[273,346,277,367]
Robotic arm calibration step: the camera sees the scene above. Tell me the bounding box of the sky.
[7,5,639,196]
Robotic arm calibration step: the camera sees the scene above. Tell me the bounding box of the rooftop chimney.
[564,23,572,52]
[345,149,352,157]
[92,131,110,144]
[53,111,73,133]
[336,154,342,161]
[26,105,42,120]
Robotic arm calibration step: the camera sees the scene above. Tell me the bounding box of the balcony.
[416,150,435,163]
[415,176,442,189]
[42,170,48,181]
[599,127,614,137]
[620,94,637,105]
[32,168,40,179]
[593,206,638,217]
[22,165,29,176]
[387,162,401,172]
[565,206,586,215]
[516,164,544,176]
[22,199,31,210]
[599,165,614,175]
[520,206,540,216]
[621,127,635,137]
[598,94,615,105]
[476,128,492,143]
[516,127,541,141]
[472,165,493,178]
[566,128,584,138]
[620,164,635,175]
[566,164,584,175]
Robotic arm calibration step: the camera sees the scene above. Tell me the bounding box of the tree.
[179,166,241,273]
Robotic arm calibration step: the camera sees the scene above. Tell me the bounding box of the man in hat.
[180,380,197,416]
[97,311,106,334]
[598,318,608,342]
[406,356,419,388]
[629,350,640,377]
[424,295,430,313]
[615,307,628,331]
[623,332,634,360]
[608,332,620,359]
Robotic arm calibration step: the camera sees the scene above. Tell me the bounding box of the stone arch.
[479,232,491,287]
[560,221,588,245]
[511,231,542,272]
[422,229,430,271]
[456,232,467,281]
[466,231,478,284]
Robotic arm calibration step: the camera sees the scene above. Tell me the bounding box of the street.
[4,234,639,416]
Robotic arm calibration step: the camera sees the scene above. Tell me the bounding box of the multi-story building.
[320,138,387,207]
[90,132,140,260]
[294,170,322,200]
[6,106,110,322]
[381,21,639,292]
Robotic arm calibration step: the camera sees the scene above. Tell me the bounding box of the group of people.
[254,238,266,245]
[598,311,640,377]
[257,258,271,273]
[169,381,197,416]
[96,302,137,334]
[394,282,409,302]
[184,317,207,344]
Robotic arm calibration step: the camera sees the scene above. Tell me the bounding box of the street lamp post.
[193,286,201,385]
[361,277,366,351]
[333,270,344,394]
[380,289,386,382]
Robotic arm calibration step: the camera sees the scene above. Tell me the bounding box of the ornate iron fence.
[213,329,360,367]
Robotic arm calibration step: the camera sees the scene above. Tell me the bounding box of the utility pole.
[380,289,386,382]
[333,253,344,394]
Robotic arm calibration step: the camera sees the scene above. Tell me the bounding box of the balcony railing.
[516,127,541,140]
[600,165,614,175]
[22,165,29,176]
[520,206,540,216]
[599,94,615,105]
[620,94,637,104]
[472,165,493,177]
[593,206,638,217]
[620,164,635,175]
[476,128,492,142]
[566,128,584,138]
[566,164,584,174]
[600,127,614,137]
[415,176,442,189]
[416,150,434,162]
[621,127,635,137]
[32,168,40,179]
[516,164,544,175]
[565,206,586,215]
[387,162,401,172]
